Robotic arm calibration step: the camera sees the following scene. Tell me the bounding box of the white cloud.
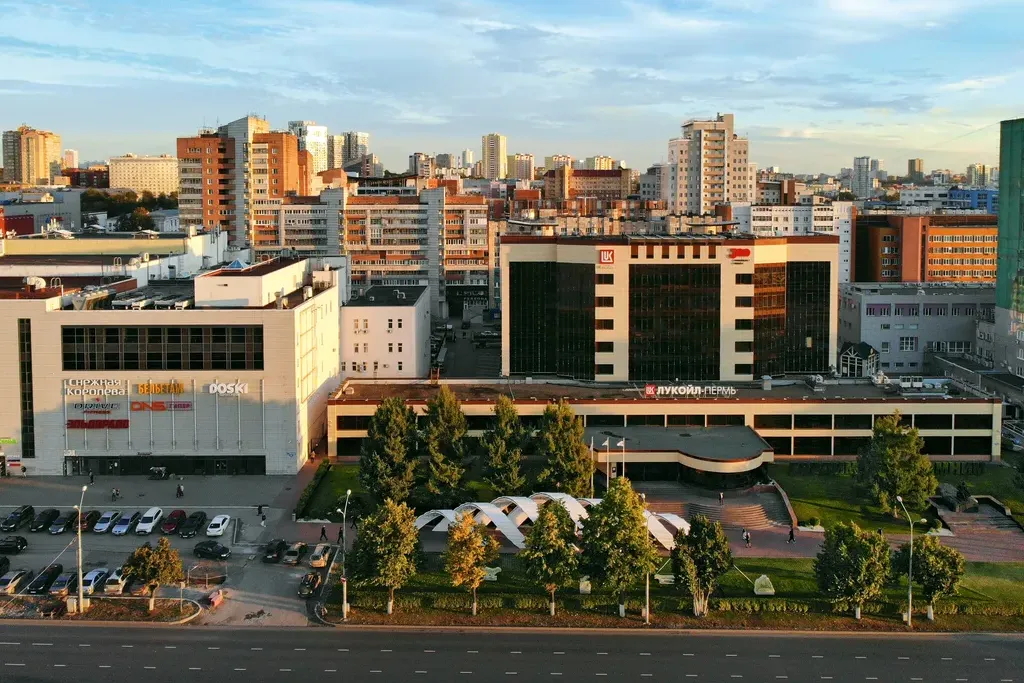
[939,74,1013,92]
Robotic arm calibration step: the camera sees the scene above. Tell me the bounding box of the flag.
[616,439,625,447]
[601,438,610,447]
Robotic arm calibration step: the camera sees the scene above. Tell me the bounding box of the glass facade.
[997,119,1024,329]
[753,264,786,376]
[508,262,595,379]
[752,262,831,375]
[628,264,721,380]
[18,319,35,459]
[61,325,265,371]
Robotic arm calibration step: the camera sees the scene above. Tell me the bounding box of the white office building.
[341,286,431,380]
[109,154,180,195]
[481,133,507,180]
[851,156,873,198]
[665,113,755,214]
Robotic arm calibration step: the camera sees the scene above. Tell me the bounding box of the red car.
[160,510,187,534]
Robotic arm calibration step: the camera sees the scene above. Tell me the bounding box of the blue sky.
[1,0,1021,174]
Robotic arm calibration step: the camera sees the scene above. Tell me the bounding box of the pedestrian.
[745,531,752,548]
[257,504,264,517]
[260,514,267,528]
[319,525,328,542]
[337,525,344,545]
[111,487,116,502]
[179,483,184,498]
[89,470,95,485]
[788,525,796,544]
[719,491,724,506]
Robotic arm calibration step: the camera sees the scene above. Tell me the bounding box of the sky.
[1,0,1022,175]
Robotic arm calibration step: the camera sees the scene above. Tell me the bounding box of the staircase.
[636,482,789,531]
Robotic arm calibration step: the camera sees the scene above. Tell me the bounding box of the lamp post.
[181,563,199,613]
[336,488,352,574]
[895,495,922,629]
[641,492,650,626]
[73,485,87,612]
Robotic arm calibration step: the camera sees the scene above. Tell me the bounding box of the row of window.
[341,361,403,373]
[61,326,265,371]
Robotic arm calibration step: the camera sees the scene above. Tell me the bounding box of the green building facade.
[997,118,1024,328]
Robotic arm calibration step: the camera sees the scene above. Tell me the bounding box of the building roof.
[842,282,994,296]
[840,341,877,360]
[0,275,137,299]
[583,425,771,463]
[500,233,839,246]
[0,253,170,266]
[330,378,996,405]
[202,256,304,278]
[347,196,422,206]
[346,286,425,308]
[7,229,198,241]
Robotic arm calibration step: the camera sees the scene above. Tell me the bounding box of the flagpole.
[604,441,610,486]
[589,437,595,497]
[621,439,626,480]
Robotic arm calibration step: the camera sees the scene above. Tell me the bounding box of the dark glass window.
[734,363,753,374]
[922,436,952,455]
[735,318,753,330]
[834,414,873,430]
[876,413,912,428]
[793,436,831,455]
[785,261,831,372]
[667,414,705,427]
[595,319,614,330]
[764,436,791,455]
[596,273,614,285]
[595,297,614,308]
[914,414,953,430]
[735,296,753,308]
[595,364,615,375]
[794,414,832,429]
[18,319,35,459]
[834,436,871,455]
[735,341,753,353]
[336,415,371,430]
[736,273,753,285]
[953,436,991,455]
[595,341,614,353]
[627,414,664,426]
[508,262,596,380]
[587,414,624,427]
[629,264,720,380]
[954,414,993,430]
[60,325,265,371]
[754,414,791,429]
[753,263,786,376]
[707,414,744,426]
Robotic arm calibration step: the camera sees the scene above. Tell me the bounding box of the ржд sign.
[644,384,738,398]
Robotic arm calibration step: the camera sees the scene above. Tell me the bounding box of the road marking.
[99,665,111,669]
[506,673,518,676]
[252,647,263,651]
[776,677,788,680]
[640,652,651,656]
[898,656,909,660]
[280,669,292,672]
[554,651,565,655]
[813,656,824,659]
[32,642,52,646]
[956,679,968,681]
[598,652,609,656]
[381,649,392,652]
[165,646,176,649]
[911,678,923,681]
[0,642,20,646]
[4,663,25,667]
[726,654,738,657]
[424,649,435,653]
[189,667,202,670]
[235,668,246,672]
[468,650,479,654]
[325,670,336,673]
[511,650,522,654]
[942,658,952,661]
[415,671,427,675]
[54,664,66,668]
[986,658,996,661]
[685,675,697,679]
[144,666,156,670]
[121,645,133,648]
[370,670,382,674]
[855,656,867,660]
[683,653,694,657]
[731,676,743,679]
[460,672,473,675]
[79,644,91,647]
[596,674,607,677]
[769,655,780,658]
[866,678,878,681]
[338,649,349,652]
[208,647,220,650]
[294,648,306,651]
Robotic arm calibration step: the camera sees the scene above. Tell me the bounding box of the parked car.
[0,569,32,595]
[298,571,322,598]
[81,568,109,595]
[205,515,230,537]
[281,542,308,565]
[111,512,142,536]
[26,563,63,594]
[78,510,102,531]
[49,510,79,535]
[0,536,27,554]
[128,579,150,596]
[193,541,231,560]
[103,567,128,594]
[0,505,34,532]
[29,509,60,532]
[135,507,164,535]
[178,511,207,539]
[160,510,187,534]
[48,572,78,597]
[93,510,122,534]
[262,539,287,563]
[309,543,331,568]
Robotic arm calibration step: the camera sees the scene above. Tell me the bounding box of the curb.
[0,599,203,626]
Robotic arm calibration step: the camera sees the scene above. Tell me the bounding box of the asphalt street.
[0,624,1019,683]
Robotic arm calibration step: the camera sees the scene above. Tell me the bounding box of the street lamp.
[73,485,87,612]
[335,489,352,622]
[641,492,650,626]
[895,496,928,628]
[181,563,200,613]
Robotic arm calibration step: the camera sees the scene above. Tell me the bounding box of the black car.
[49,510,79,535]
[0,536,27,554]
[25,563,63,595]
[78,510,102,531]
[178,511,207,539]
[298,572,322,599]
[193,541,231,560]
[0,505,34,532]
[29,509,60,532]
[0,556,9,575]
[262,539,287,563]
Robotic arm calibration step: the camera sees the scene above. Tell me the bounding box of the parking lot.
[442,315,501,379]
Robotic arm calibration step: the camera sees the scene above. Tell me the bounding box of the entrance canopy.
[585,425,773,474]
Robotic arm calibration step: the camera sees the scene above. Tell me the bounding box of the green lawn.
[305,464,362,520]
[936,452,1023,526]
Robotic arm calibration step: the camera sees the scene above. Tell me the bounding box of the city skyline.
[0,0,1020,173]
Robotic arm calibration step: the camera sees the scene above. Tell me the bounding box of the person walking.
[719,491,724,506]
[257,504,264,517]
[337,525,344,546]
[788,525,796,544]
[179,483,184,498]
[745,530,752,548]
[319,525,328,542]
[111,487,117,502]
[260,513,267,528]
[89,471,95,485]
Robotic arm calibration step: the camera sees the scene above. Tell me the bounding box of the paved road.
[0,624,1019,683]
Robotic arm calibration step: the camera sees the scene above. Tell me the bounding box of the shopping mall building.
[0,257,342,476]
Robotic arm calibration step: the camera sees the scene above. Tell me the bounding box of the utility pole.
[74,485,87,612]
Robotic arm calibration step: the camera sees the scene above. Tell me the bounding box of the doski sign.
[644,384,738,398]
[208,382,249,396]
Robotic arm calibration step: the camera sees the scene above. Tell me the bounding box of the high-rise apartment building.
[461,149,474,169]
[343,132,370,165]
[506,153,535,181]
[584,155,616,170]
[870,158,883,174]
[665,113,754,214]
[408,152,434,177]
[851,156,873,198]
[62,149,79,170]
[435,153,456,169]
[327,135,346,169]
[2,126,62,184]
[966,163,993,187]
[908,158,925,182]
[288,121,329,175]
[481,133,507,180]
[544,155,574,170]
[108,154,179,195]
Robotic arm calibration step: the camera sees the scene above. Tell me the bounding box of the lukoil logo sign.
[208,382,249,396]
[644,384,738,398]
[598,249,615,265]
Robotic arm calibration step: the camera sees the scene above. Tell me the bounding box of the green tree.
[140,190,157,210]
[359,397,418,504]
[521,502,579,616]
[115,206,155,232]
[857,411,937,515]
[443,511,499,616]
[1014,460,1024,492]
[422,386,467,508]
[482,395,527,495]
[836,190,857,201]
[814,521,890,619]
[893,535,965,620]
[580,477,658,617]
[121,537,183,611]
[536,400,593,497]
[350,499,419,614]
[670,514,732,617]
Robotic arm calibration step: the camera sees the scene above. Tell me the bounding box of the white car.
[81,568,109,595]
[103,566,128,594]
[205,515,230,537]
[135,507,164,535]
[309,543,331,568]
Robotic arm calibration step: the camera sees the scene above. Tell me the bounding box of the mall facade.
[0,257,342,476]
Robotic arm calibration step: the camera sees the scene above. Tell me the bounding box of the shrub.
[294,461,331,518]
[806,516,821,527]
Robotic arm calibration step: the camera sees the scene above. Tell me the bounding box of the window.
[61,325,264,371]
[596,273,614,285]
[363,343,368,353]
[397,319,403,329]
[735,341,753,353]
[397,361,403,371]
[388,319,393,329]
[595,364,615,375]
[899,336,917,352]
[353,344,359,354]
[754,414,791,429]
[881,324,891,330]
[735,273,753,285]
[734,363,753,374]
[735,318,753,330]
[398,343,403,353]
[735,296,753,308]
[881,342,890,353]
[595,319,614,330]
[388,343,393,353]
[595,296,614,308]
[596,341,614,353]
[363,319,368,329]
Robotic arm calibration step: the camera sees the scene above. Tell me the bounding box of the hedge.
[294,461,332,518]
